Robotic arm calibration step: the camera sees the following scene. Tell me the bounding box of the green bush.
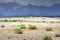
[23,39,26,40]
[44,36,53,40]
[13,20,17,22]
[46,27,52,31]
[15,28,23,34]
[42,21,45,23]
[55,33,60,37]
[1,25,5,27]
[4,19,8,22]
[50,21,55,23]
[20,24,26,29]
[28,25,37,30]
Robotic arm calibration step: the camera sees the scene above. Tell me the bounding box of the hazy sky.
[0,0,60,7]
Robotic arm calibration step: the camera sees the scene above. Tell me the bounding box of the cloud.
[14,0,29,6]
[0,0,13,3]
[30,0,60,6]
[0,0,60,6]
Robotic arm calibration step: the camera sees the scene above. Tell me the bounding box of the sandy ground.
[0,27,60,40]
[0,22,59,40]
[0,17,60,40]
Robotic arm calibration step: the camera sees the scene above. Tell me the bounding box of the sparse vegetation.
[8,37,12,39]
[55,33,60,37]
[13,20,17,22]
[15,28,23,34]
[0,19,60,24]
[44,36,53,40]
[23,39,26,40]
[19,20,23,22]
[50,21,55,23]
[1,25,5,27]
[42,21,45,23]
[20,24,26,29]
[28,25,37,30]
[4,19,8,22]
[46,27,52,31]
[0,17,60,40]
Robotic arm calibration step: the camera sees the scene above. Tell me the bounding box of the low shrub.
[20,24,26,29]
[15,28,23,34]
[45,27,52,31]
[44,36,53,40]
[28,25,37,30]
[50,21,55,23]
[42,21,45,23]
[8,37,12,39]
[13,20,17,22]
[55,33,60,37]
[23,39,26,40]
[4,19,8,22]
[1,25,5,27]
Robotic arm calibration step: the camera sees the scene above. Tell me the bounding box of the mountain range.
[0,2,60,17]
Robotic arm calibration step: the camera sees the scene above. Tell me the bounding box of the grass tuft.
[45,27,52,31]
[20,24,26,29]
[28,25,37,30]
[1,25,5,27]
[55,33,60,37]
[15,28,23,34]
[44,36,53,40]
